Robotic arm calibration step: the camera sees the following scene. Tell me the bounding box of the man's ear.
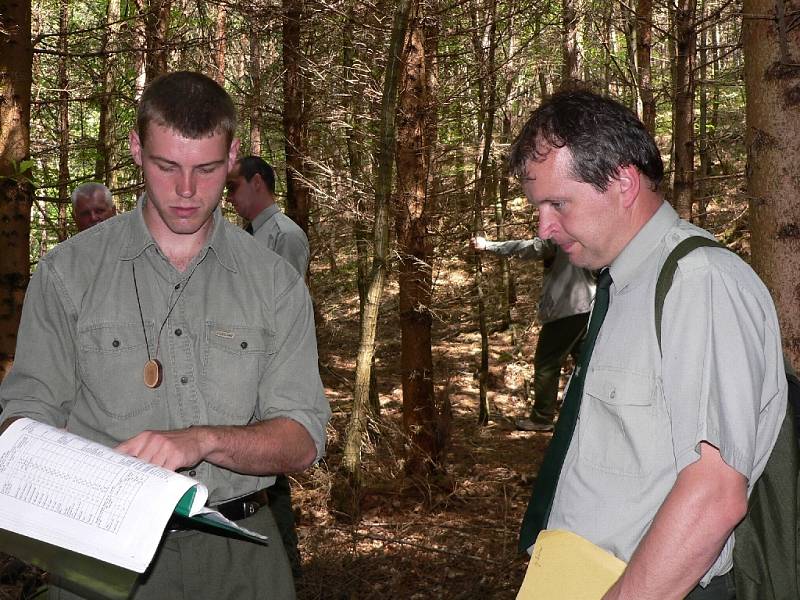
[227,138,241,171]
[616,164,640,208]
[130,130,143,167]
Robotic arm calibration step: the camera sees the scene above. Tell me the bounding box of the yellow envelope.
[516,529,627,600]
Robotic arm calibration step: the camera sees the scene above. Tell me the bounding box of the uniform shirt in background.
[250,204,310,276]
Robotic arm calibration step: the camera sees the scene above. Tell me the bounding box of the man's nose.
[176,171,196,198]
[538,208,556,239]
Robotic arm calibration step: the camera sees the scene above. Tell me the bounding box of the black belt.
[214,488,270,522]
[167,488,269,532]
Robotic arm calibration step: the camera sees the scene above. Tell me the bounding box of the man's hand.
[470,236,487,251]
[116,428,209,471]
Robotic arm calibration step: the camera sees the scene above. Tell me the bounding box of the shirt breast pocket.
[78,323,160,420]
[579,368,658,477]
[202,323,274,423]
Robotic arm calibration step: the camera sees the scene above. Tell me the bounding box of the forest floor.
[0,188,745,600]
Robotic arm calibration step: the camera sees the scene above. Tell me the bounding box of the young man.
[470,235,595,431]
[226,156,309,276]
[0,71,330,599]
[71,182,116,232]
[514,91,786,600]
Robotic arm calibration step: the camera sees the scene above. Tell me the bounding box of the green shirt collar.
[119,194,238,273]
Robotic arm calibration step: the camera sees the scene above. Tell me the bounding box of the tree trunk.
[282,0,311,235]
[743,0,800,369]
[697,1,709,228]
[343,3,379,416]
[249,28,262,155]
[394,0,442,475]
[636,0,655,133]
[342,0,412,481]
[561,0,583,89]
[144,0,170,83]
[471,0,498,426]
[0,0,33,381]
[57,0,70,241]
[672,0,696,221]
[96,0,120,189]
[214,3,226,85]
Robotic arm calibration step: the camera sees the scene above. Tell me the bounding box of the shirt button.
[180,376,189,384]
[189,470,196,477]
[610,390,616,399]
[112,340,120,348]
[241,341,248,349]
[174,283,181,290]
[175,328,182,336]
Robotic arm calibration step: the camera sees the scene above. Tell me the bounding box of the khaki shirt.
[484,238,595,323]
[0,200,331,504]
[251,204,309,275]
[548,202,787,585]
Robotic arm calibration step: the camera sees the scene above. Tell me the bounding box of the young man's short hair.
[509,90,664,192]
[237,156,276,195]
[137,71,237,147]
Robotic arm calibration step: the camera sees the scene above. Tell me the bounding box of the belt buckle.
[243,500,258,518]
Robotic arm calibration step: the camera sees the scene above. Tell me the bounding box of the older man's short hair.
[71,182,113,208]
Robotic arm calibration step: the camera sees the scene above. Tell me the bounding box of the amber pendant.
[143,358,163,389]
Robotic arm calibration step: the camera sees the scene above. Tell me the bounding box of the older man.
[71,182,116,231]
[515,91,786,600]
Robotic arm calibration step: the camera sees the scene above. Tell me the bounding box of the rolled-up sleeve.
[257,270,330,461]
[1,260,79,427]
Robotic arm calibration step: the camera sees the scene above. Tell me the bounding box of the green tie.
[518,268,613,552]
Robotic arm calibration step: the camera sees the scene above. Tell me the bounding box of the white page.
[0,418,204,572]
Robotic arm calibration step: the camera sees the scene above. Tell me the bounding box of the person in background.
[71,182,116,232]
[470,236,595,431]
[514,90,786,599]
[226,156,309,276]
[1,71,331,600]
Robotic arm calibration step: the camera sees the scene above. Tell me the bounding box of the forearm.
[200,418,317,474]
[603,443,747,600]
[484,238,551,260]
[116,417,318,475]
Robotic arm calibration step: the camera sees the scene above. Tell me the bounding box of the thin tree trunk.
[472,0,498,426]
[343,3,379,416]
[282,0,311,235]
[0,0,34,381]
[96,0,119,189]
[144,0,170,83]
[249,29,262,155]
[636,0,655,134]
[57,0,70,241]
[214,3,226,85]
[672,0,696,221]
[743,0,800,368]
[342,0,412,480]
[394,0,441,475]
[561,0,583,89]
[697,1,709,227]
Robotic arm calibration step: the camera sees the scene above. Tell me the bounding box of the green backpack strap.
[655,235,728,353]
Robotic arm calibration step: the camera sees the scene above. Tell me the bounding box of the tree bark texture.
[144,0,170,83]
[636,0,655,133]
[0,0,33,381]
[57,0,70,241]
[394,0,441,475]
[342,0,412,478]
[672,0,697,221]
[282,0,311,235]
[96,0,120,189]
[561,0,583,89]
[249,28,262,155]
[743,0,800,369]
[472,0,498,426]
